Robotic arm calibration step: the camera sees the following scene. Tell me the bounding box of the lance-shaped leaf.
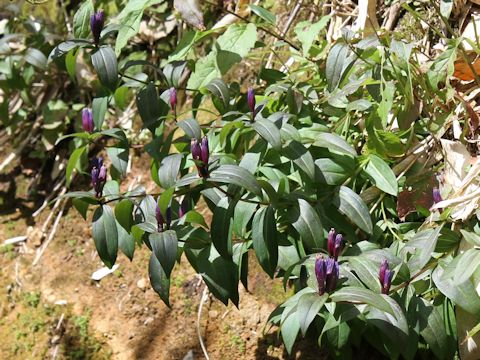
[209,165,262,196]
[333,186,372,234]
[73,0,94,38]
[252,206,278,278]
[158,154,183,189]
[297,293,328,336]
[291,199,323,251]
[149,252,171,307]
[210,197,235,258]
[252,117,282,150]
[91,46,118,92]
[363,154,398,195]
[92,205,118,268]
[149,230,178,278]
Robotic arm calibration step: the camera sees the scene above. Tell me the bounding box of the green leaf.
[106,147,129,177]
[72,198,89,220]
[404,226,442,274]
[177,118,202,139]
[249,5,276,25]
[294,16,330,56]
[158,154,183,189]
[209,165,262,196]
[427,39,458,92]
[298,293,327,336]
[174,0,204,29]
[363,154,398,195]
[92,96,108,130]
[454,249,480,284]
[333,186,373,234]
[315,157,354,185]
[136,83,163,129]
[25,48,47,70]
[330,287,394,315]
[313,132,357,157]
[432,262,480,314]
[440,0,454,19]
[252,206,278,278]
[326,42,350,90]
[233,201,257,239]
[205,78,230,109]
[91,46,118,92]
[48,40,91,61]
[188,24,257,89]
[349,256,381,292]
[292,199,324,251]
[252,117,282,150]
[281,311,300,354]
[115,199,134,232]
[149,230,178,278]
[210,197,235,258]
[73,0,94,39]
[65,49,79,80]
[117,221,135,261]
[92,205,118,268]
[66,145,86,187]
[284,141,316,180]
[148,252,171,307]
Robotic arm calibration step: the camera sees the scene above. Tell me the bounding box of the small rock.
[51,335,61,345]
[208,310,219,319]
[55,300,67,306]
[143,316,154,326]
[91,265,119,281]
[183,350,194,360]
[136,278,147,291]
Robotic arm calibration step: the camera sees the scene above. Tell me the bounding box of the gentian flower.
[90,10,105,45]
[82,108,94,133]
[191,137,209,178]
[247,87,256,120]
[169,87,177,113]
[91,157,107,198]
[315,256,339,296]
[432,187,442,204]
[327,228,343,260]
[178,198,189,218]
[379,259,394,294]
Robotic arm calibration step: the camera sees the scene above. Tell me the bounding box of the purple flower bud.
[315,256,326,296]
[82,108,94,133]
[200,137,209,165]
[247,87,255,115]
[169,87,177,112]
[90,10,105,45]
[327,228,336,257]
[433,187,442,204]
[91,158,107,198]
[325,257,339,293]
[178,198,189,218]
[191,138,201,161]
[379,259,394,294]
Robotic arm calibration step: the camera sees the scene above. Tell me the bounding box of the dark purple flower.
[82,108,94,133]
[178,198,189,218]
[247,87,255,113]
[315,256,339,296]
[432,188,442,204]
[200,137,209,165]
[165,206,172,230]
[90,10,105,45]
[91,157,107,198]
[379,259,394,294]
[327,228,336,256]
[191,138,201,161]
[325,257,339,292]
[169,87,177,112]
[315,256,326,296]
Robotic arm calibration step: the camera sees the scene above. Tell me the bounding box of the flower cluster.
[91,157,107,198]
[327,228,343,260]
[191,137,209,178]
[379,259,394,295]
[315,228,343,295]
[90,10,105,45]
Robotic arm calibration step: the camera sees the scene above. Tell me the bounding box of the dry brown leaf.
[453,55,480,81]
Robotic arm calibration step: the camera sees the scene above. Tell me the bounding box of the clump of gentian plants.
[49,2,480,358]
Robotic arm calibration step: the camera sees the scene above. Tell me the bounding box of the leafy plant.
[44,0,480,358]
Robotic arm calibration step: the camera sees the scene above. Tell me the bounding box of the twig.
[33,200,66,266]
[197,286,210,360]
[33,179,66,217]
